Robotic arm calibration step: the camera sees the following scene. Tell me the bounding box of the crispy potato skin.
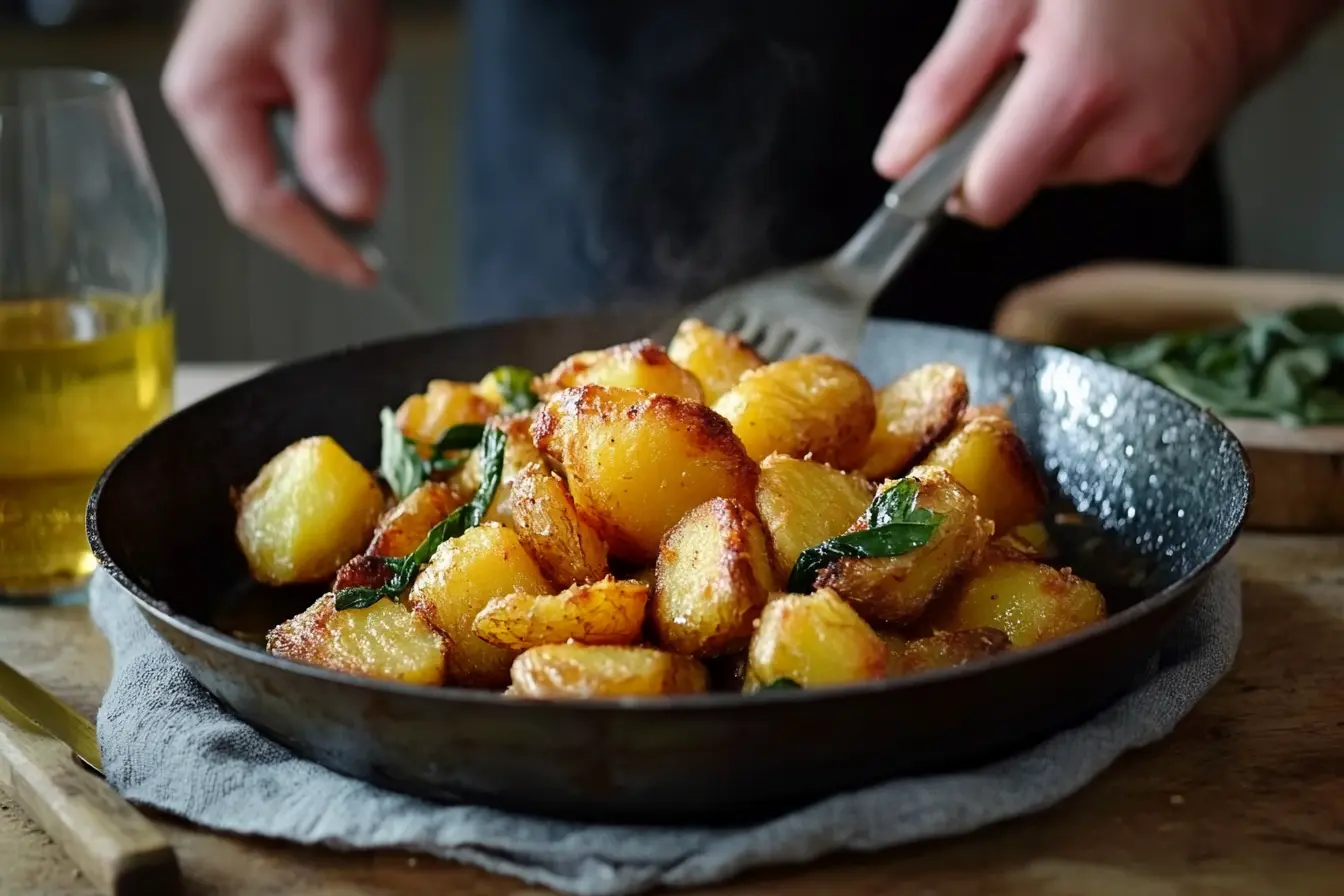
[395,380,497,452]
[331,553,395,592]
[754,454,874,581]
[235,436,385,585]
[454,414,547,528]
[925,556,1107,648]
[747,589,888,689]
[539,339,703,401]
[509,644,708,699]
[925,416,1047,534]
[711,355,876,469]
[652,498,776,657]
[532,385,759,564]
[404,523,554,688]
[367,481,466,558]
[267,593,448,685]
[472,577,648,651]
[815,466,994,625]
[509,462,609,587]
[891,628,1011,676]
[861,363,969,479]
[666,319,764,404]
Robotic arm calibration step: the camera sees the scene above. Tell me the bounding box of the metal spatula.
[649,60,1021,361]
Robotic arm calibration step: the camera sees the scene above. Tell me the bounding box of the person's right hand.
[162,0,388,287]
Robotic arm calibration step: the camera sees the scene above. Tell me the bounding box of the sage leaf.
[490,366,540,413]
[760,678,802,691]
[378,412,485,501]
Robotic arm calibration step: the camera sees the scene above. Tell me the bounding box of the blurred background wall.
[5,2,1343,362]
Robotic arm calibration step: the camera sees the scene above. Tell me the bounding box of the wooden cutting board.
[993,262,1344,532]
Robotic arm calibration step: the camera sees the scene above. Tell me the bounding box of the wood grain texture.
[2,534,1343,895]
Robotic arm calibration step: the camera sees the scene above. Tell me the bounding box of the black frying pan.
[87,312,1251,825]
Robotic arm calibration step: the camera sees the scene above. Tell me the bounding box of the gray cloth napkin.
[89,565,1241,896]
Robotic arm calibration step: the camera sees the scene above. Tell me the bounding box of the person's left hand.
[873,0,1337,228]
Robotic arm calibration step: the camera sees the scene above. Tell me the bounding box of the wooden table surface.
[3,367,1344,896]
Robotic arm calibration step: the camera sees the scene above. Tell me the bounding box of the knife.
[0,658,179,895]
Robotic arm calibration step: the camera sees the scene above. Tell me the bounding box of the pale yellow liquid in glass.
[0,294,174,596]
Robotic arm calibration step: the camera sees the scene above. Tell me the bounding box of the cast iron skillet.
[87,311,1251,825]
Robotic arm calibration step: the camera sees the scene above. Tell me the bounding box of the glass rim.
[0,67,126,112]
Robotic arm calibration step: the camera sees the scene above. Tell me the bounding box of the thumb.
[289,74,385,222]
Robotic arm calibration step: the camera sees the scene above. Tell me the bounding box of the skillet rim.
[86,314,1252,712]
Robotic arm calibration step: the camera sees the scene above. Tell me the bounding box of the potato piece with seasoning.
[453,415,546,528]
[405,522,553,688]
[509,462,608,587]
[861,363,968,479]
[666,318,764,404]
[532,385,759,564]
[754,454,874,581]
[267,594,448,686]
[712,354,876,469]
[653,498,776,657]
[395,380,497,453]
[746,589,888,690]
[815,466,994,625]
[509,644,709,699]
[925,415,1047,534]
[235,436,385,585]
[367,481,466,558]
[891,628,1011,677]
[472,577,648,651]
[538,339,703,401]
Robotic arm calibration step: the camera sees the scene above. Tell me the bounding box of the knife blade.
[0,658,101,774]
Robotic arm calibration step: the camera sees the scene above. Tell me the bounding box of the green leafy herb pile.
[1089,303,1344,427]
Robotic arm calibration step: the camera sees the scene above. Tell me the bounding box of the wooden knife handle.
[0,710,179,895]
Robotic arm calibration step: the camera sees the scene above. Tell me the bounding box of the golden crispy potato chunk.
[860,363,968,479]
[924,556,1107,649]
[891,628,1011,677]
[652,498,776,657]
[405,523,554,688]
[925,416,1047,534]
[267,593,448,686]
[746,589,887,689]
[875,629,909,672]
[509,644,709,699]
[235,436,385,585]
[394,380,497,452]
[472,577,648,651]
[538,339,703,401]
[1007,521,1057,559]
[815,466,994,625]
[367,481,466,558]
[509,462,608,587]
[453,414,547,528]
[532,385,759,564]
[754,454,874,581]
[712,354,876,469]
[666,318,765,404]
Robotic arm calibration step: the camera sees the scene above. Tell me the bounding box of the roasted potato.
[746,588,888,689]
[472,577,648,651]
[861,363,968,479]
[395,379,496,452]
[754,454,874,581]
[404,522,554,687]
[711,354,876,469]
[267,593,448,685]
[367,481,466,558]
[454,414,547,528]
[815,466,994,625]
[652,498,776,657]
[875,629,908,671]
[532,385,759,563]
[891,628,1011,677]
[538,339,703,401]
[925,415,1046,534]
[509,462,609,587]
[666,318,765,404]
[924,555,1107,648]
[509,644,709,699]
[235,436,385,585]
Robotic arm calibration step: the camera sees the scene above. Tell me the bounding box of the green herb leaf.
[378,414,486,501]
[432,423,487,453]
[334,423,509,611]
[490,366,540,413]
[761,678,802,691]
[787,476,944,593]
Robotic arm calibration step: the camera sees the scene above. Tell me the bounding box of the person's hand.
[874,0,1338,228]
[162,0,388,287]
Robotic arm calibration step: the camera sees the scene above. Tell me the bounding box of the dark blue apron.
[460,0,1228,329]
